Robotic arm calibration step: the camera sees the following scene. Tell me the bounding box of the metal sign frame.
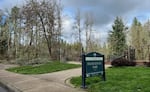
[81,52,106,88]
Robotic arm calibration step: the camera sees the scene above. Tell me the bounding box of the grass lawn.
[71,67,150,92]
[7,62,81,74]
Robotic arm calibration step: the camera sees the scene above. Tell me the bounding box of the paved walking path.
[0,64,18,70]
[0,63,111,92]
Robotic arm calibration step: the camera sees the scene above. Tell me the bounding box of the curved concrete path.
[31,68,81,85]
[0,69,84,92]
[0,63,111,92]
[0,64,84,92]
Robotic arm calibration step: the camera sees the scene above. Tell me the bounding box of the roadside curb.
[65,77,86,92]
[65,77,75,88]
[64,65,112,92]
[0,79,21,92]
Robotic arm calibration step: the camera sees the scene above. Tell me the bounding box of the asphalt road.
[0,86,8,92]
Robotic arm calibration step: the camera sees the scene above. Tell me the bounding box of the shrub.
[15,58,27,66]
[15,58,51,66]
[111,58,136,67]
[127,61,136,66]
[144,62,150,67]
[29,58,50,65]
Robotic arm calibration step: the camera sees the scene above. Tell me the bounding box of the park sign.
[81,52,106,88]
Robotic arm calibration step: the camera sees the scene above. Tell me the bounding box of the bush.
[144,62,150,67]
[111,58,136,67]
[15,58,28,66]
[15,58,51,66]
[127,61,136,66]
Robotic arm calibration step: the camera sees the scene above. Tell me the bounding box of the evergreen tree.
[108,17,127,56]
[130,17,144,59]
[141,19,150,60]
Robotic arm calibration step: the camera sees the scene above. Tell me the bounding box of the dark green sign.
[86,57,103,77]
[85,52,104,77]
[81,52,106,88]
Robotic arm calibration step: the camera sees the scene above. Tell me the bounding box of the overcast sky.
[1,0,150,44]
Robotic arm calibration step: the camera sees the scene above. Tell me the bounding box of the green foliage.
[129,17,150,60]
[0,39,8,55]
[71,67,150,92]
[7,62,81,74]
[130,17,144,60]
[0,1,64,61]
[1,1,150,62]
[11,6,20,20]
[108,17,127,56]
[0,16,8,59]
[71,76,101,87]
[143,20,150,60]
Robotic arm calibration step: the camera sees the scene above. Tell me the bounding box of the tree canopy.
[108,17,127,56]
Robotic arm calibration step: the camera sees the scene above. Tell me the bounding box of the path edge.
[65,77,86,92]
[0,79,21,92]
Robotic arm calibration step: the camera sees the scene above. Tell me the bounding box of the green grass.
[71,67,150,92]
[7,62,81,74]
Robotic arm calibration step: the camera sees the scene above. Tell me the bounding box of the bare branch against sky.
[1,0,150,43]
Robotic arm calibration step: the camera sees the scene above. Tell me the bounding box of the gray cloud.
[1,0,150,27]
[1,0,150,43]
[61,0,150,43]
[62,0,150,26]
